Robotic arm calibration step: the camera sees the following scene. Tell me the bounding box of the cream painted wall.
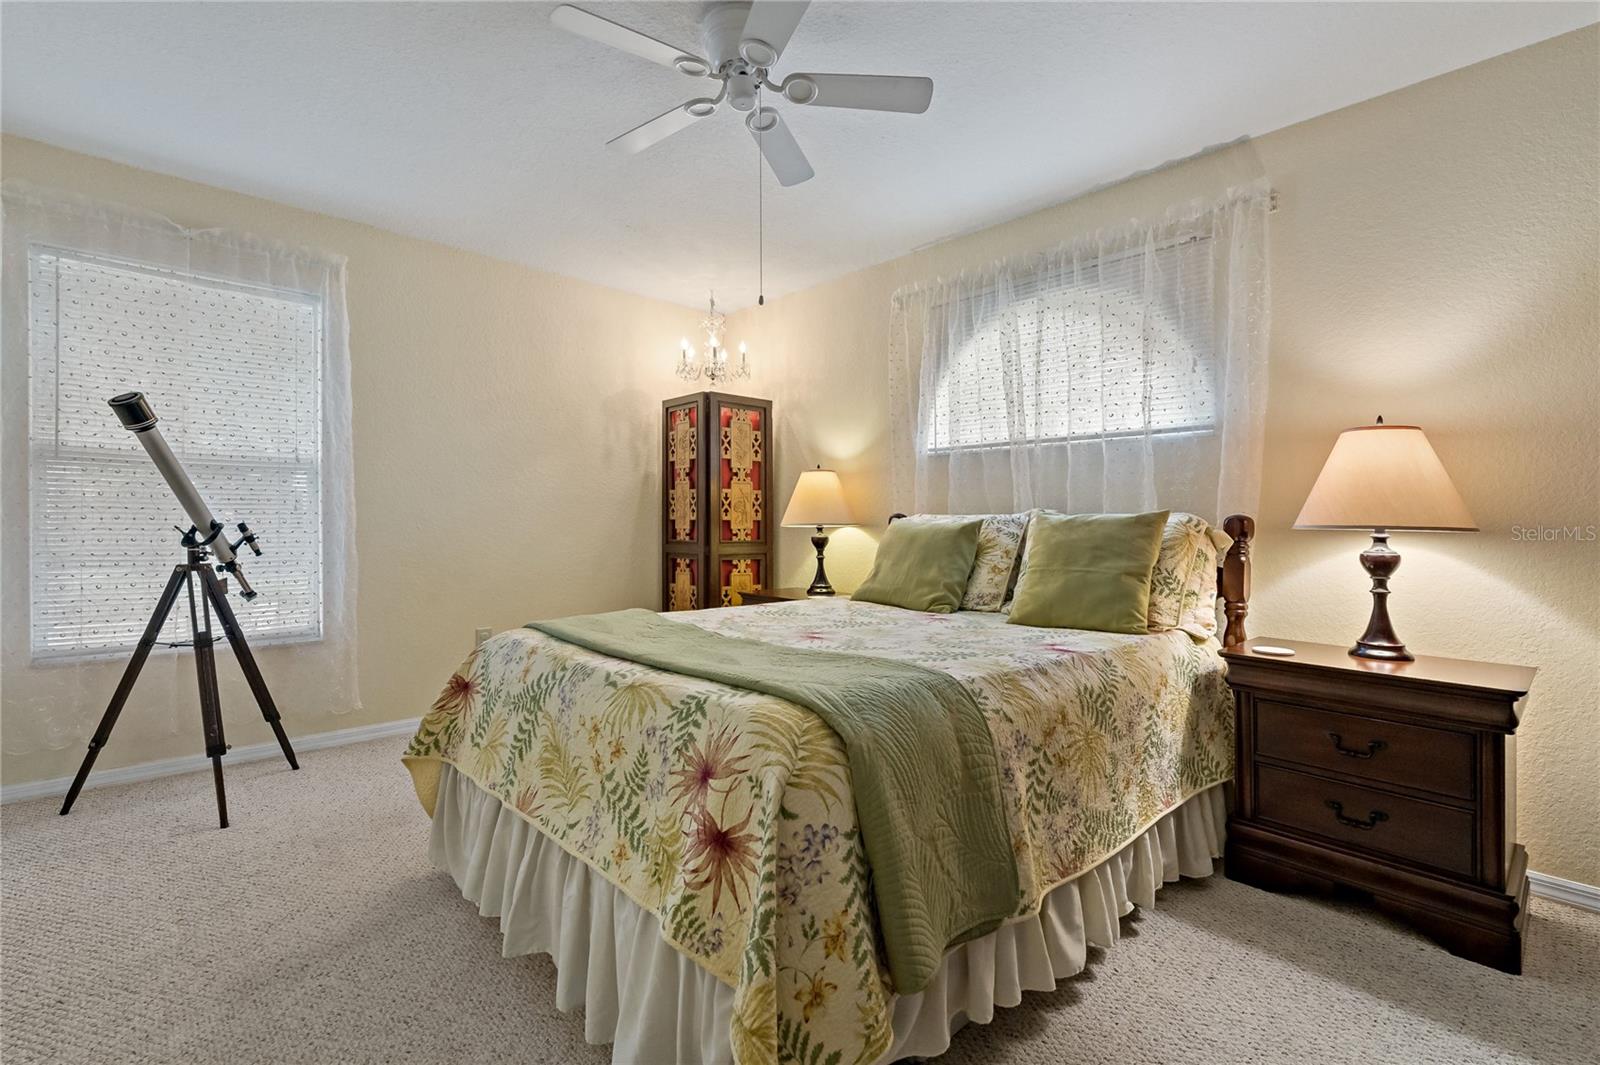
[733,28,1599,884]
[0,134,701,786]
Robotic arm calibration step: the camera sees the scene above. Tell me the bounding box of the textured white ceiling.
[3,2,1594,309]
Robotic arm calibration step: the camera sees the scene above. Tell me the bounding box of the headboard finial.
[1220,514,1254,647]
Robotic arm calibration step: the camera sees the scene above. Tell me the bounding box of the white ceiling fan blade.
[739,1,810,66]
[781,73,933,114]
[551,5,710,76]
[748,109,813,187]
[608,100,715,154]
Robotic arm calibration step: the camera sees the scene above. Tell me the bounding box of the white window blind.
[929,237,1216,451]
[27,247,325,659]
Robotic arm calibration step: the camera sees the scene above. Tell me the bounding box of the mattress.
[403,598,1233,1065]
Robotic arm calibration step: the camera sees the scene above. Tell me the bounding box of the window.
[27,247,325,659]
[928,238,1216,451]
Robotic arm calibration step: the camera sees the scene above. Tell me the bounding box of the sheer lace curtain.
[1,184,359,756]
[888,183,1270,522]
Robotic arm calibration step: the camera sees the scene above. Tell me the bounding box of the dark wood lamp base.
[807,530,835,596]
[1352,529,1413,661]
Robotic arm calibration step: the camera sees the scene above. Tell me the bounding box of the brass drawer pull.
[1328,732,1386,759]
[1326,799,1388,831]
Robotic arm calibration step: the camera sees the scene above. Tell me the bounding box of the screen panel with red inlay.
[665,555,701,612]
[666,402,700,544]
[718,555,767,607]
[718,403,764,544]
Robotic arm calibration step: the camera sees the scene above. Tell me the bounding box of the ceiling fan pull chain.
[757,84,765,307]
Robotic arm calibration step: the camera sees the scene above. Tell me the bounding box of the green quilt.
[528,608,1018,994]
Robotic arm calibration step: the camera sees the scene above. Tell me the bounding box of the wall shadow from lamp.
[1295,416,1478,661]
[781,468,855,596]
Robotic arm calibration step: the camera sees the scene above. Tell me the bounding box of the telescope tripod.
[59,546,299,828]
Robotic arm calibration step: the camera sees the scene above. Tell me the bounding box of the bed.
[403,513,1253,1065]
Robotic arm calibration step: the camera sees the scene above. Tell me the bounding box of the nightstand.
[732,587,821,606]
[1221,638,1535,973]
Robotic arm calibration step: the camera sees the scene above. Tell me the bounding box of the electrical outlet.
[474,627,492,648]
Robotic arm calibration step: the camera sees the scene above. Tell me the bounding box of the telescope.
[60,392,300,829]
[108,391,261,599]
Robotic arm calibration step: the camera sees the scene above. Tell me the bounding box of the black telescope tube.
[109,392,159,432]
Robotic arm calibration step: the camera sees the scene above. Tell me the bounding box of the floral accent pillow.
[1146,512,1222,639]
[893,512,1029,611]
[962,512,1030,611]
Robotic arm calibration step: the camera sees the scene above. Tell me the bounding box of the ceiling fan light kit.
[550,1,934,186]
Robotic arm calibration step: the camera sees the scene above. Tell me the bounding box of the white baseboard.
[0,716,420,805]
[1528,870,1600,912]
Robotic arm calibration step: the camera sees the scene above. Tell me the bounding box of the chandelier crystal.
[675,292,750,386]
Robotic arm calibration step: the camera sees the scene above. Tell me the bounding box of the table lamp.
[780,467,855,596]
[1294,417,1477,661]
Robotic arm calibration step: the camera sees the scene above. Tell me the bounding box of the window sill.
[27,629,327,668]
[926,424,1215,455]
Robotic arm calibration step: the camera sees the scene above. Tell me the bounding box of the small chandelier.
[676,292,750,386]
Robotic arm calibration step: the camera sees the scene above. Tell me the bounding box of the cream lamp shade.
[1295,418,1475,663]
[781,469,854,528]
[1294,423,1477,531]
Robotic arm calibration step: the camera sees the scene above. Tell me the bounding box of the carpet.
[2,736,1594,1064]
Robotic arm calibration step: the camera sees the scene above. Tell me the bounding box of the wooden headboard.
[886,511,1255,645]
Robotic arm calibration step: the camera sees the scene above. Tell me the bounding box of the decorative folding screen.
[662,392,772,610]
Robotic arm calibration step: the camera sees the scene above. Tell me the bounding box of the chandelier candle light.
[676,293,751,386]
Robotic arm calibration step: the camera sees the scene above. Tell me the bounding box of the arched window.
[927,240,1216,452]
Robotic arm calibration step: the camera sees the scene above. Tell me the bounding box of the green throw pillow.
[1007,510,1170,633]
[852,517,982,613]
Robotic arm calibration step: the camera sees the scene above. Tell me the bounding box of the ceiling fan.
[550,1,934,187]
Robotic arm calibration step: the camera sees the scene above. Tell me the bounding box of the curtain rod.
[889,183,1276,306]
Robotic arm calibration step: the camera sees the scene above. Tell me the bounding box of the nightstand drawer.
[1256,699,1475,800]
[1256,765,1475,877]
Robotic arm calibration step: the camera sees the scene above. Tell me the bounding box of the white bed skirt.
[429,766,1228,1064]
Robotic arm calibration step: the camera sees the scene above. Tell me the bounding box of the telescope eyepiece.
[108,392,159,432]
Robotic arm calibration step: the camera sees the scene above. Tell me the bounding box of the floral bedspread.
[403,599,1232,1065]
